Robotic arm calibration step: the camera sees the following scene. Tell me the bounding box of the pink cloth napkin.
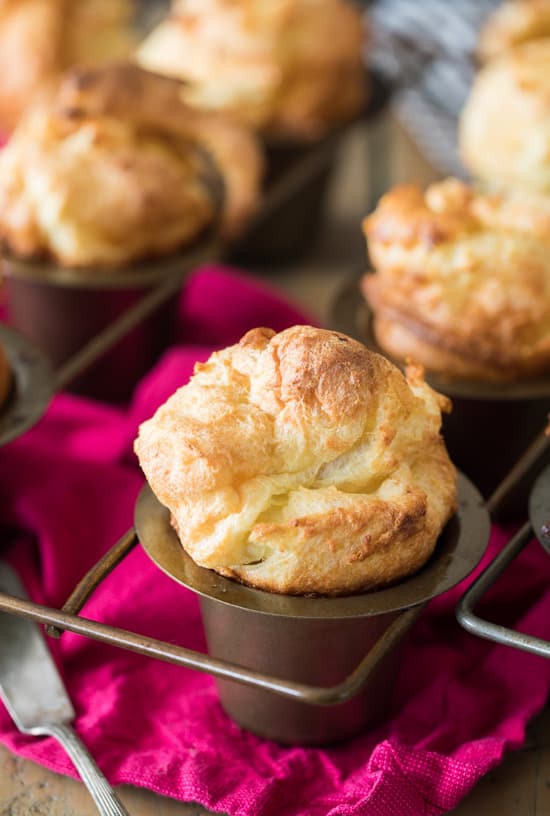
[1,265,550,816]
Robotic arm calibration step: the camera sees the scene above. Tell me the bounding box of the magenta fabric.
[1,265,549,816]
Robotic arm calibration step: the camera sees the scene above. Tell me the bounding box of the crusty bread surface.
[135,326,457,596]
[363,178,550,381]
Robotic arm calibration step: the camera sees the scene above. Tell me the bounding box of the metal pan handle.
[0,532,423,707]
[456,521,550,658]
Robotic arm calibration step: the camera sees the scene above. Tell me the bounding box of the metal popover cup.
[331,278,550,517]
[529,464,550,558]
[228,72,391,266]
[0,322,54,447]
[135,472,489,746]
[2,239,217,403]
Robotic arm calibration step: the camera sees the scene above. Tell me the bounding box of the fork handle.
[39,723,130,815]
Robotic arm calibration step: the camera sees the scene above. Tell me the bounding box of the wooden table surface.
[1,118,549,815]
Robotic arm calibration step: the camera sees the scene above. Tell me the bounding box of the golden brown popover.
[137,0,367,140]
[362,178,550,381]
[0,63,263,266]
[478,0,550,62]
[460,38,550,193]
[135,325,457,596]
[0,0,134,132]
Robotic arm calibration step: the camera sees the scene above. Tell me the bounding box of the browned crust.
[362,179,550,381]
[55,62,264,240]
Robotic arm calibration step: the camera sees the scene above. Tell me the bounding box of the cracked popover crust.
[362,178,550,381]
[137,0,367,140]
[135,325,457,596]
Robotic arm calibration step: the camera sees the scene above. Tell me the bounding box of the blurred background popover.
[477,0,550,62]
[0,0,134,132]
[0,62,263,267]
[460,37,550,193]
[362,178,550,382]
[137,0,368,140]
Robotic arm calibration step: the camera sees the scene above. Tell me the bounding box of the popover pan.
[0,472,489,747]
[456,464,550,660]
[0,322,53,447]
[135,472,489,746]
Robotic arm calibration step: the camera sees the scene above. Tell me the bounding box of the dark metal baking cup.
[1,233,219,289]
[529,464,550,557]
[0,322,54,447]
[229,71,391,265]
[136,470,488,744]
[331,276,550,401]
[135,470,489,619]
[2,232,219,402]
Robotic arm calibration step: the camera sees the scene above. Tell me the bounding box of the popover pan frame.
[0,323,54,447]
[0,472,489,745]
[456,462,550,660]
[331,275,550,515]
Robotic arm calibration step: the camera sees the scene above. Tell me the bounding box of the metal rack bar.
[45,530,139,639]
[485,429,550,519]
[456,522,550,659]
[0,578,422,706]
[454,426,550,659]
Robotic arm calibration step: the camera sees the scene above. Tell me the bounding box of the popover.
[460,38,550,193]
[362,178,550,381]
[0,63,263,266]
[0,0,134,132]
[137,0,367,140]
[135,325,457,596]
[478,0,550,62]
